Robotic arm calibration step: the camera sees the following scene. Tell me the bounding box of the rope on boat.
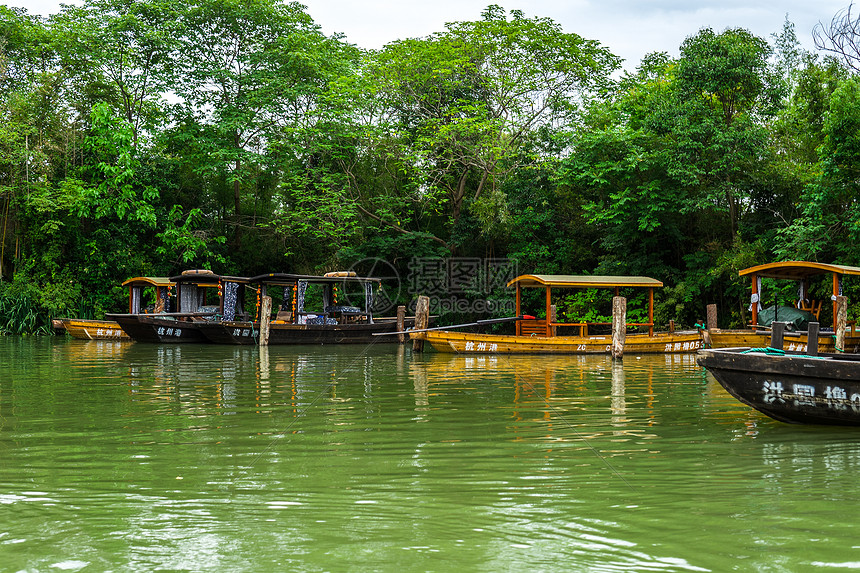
[741,347,785,355]
[740,347,828,359]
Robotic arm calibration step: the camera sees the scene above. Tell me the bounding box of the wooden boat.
[60,318,129,340]
[196,272,411,344]
[108,270,250,343]
[56,276,173,340]
[707,261,860,353]
[698,343,860,426]
[414,274,702,354]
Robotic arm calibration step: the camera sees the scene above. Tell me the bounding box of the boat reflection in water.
[408,352,702,443]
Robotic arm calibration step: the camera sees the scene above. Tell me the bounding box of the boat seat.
[275,310,292,322]
[325,305,361,314]
[797,299,822,319]
[519,319,548,336]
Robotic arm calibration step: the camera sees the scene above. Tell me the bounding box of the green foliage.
[2,0,860,336]
[156,205,227,268]
[66,102,158,225]
[359,6,620,244]
[0,281,54,335]
[778,76,860,261]
[50,0,179,145]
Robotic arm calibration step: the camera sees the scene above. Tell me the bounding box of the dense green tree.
[2,0,860,332]
[50,0,179,148]
[14,103,162,318]
[779,76,860,261]
[674,27,784,241]
[348,5,619,250]
[0,7,63,282]
[170,0,352,225]
[559,28,792,326]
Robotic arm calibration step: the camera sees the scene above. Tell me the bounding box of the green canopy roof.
[507,274,663,288]
[739,261,860,280]
[121,276,173,287]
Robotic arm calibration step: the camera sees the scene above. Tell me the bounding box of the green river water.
[1,337,859,572]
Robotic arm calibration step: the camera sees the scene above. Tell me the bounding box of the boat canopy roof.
[249,272,382,286]
[168,270,249,285]
[121,276,173,287]
[739,261,860,280]
[507,274,663,288]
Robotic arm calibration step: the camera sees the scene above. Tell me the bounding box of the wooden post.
[611,296,626,360]
[549,304,557,337]
[412,295,430,352]
[515,283,522,336]
[155,287,166,313]
[668,319,675,333]
[807,322,819,356]
[706,304,718,331]
[833,274,840,332]
[545,286,552,337]
[648,288,654,336]
[770,321,785,350]
[260,295,272,346]
[836,295,847,352]
[396,305,406,343]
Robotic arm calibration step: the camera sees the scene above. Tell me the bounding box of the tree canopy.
[2,0,860,332]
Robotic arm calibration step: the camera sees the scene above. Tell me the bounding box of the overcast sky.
[17,0,852,70]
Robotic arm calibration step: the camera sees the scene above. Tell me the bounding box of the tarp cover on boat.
[757,305,817,331]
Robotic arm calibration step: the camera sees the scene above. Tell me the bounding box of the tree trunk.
[234,158,242,218]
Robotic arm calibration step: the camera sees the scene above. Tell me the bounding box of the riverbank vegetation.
[2,1,860,332]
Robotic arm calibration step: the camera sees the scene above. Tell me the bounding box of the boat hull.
[418,330,703,354]
[197,319,410,345]
[707,329,860,353]
[107,314,208,343]
[698,348,860,425]
[60,318,130,341]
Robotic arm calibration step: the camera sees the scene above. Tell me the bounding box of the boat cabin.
[168,270,250,320]
[510,274,661,337]
[740,261,860,332]
[248,272,382,325]
[122,276,173,314]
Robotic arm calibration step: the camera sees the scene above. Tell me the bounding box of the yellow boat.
[413,274,702,354]
[706,261,860,353]
[60,318,130,340]
[57,276,173,341]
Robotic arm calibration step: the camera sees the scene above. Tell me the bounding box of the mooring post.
[412,295,430,352]
[807,322,819,356]
[396,305,406,343]
[770,321,785,350]
[836,295,847,352]
[611,296,626,360]
[706,304,718,331]
[260,295,272,346]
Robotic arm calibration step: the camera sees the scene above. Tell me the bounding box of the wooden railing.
[518,318,655,337]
